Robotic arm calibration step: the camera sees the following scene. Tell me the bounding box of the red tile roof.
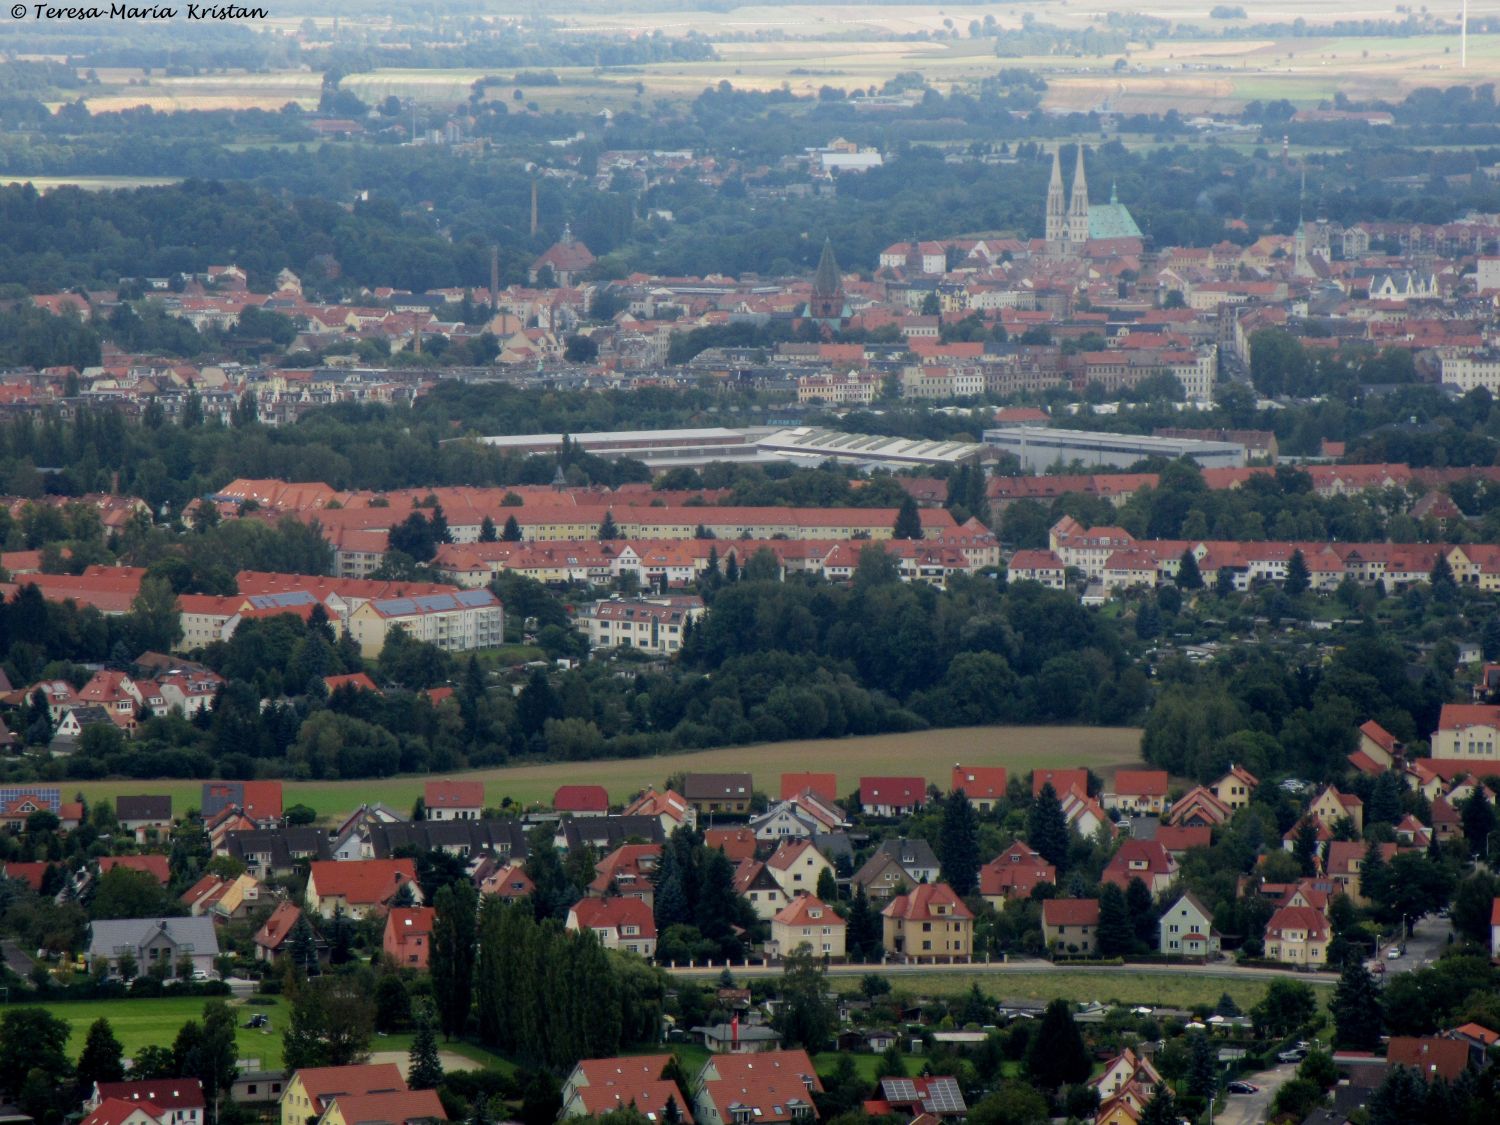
[860,776,925,808]
[1386,1037,1471,1081]
[882,882,974,922]
[570,1056,673,1087]
[253,900,304,951]
[1266,905,1331,940]
[1436,703,1500,730]
[780,772,839,803]
[308,859,418,906]
[573,1082,693,1123]
[569,896,657,938]
[291,1063,405,1109]
[424,780,483,809]
[553,785,610,813]
[83,1099,161,1125]
[94,1080,205,1111]
[325,1089,446,1125]
[1042,898,1100,927]
[1113,769,1169,797]
[951,765,1008,800]
[1033,768,1088,798]
[98,854,171,885]
[705,827,758,863]
[773,894,844,927]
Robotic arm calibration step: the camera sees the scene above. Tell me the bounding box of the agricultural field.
[0,175,183,193]
[71,725,1144,821]
[51,4,1492,119]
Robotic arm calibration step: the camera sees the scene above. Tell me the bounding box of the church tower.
[1067,146,1090,247]
[806,238,848,325]
[1045,149,1067,247]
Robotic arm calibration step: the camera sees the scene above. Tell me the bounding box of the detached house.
[277,1064,405,1125]
[860,777,926,817]
[424,780,483,821]
[88,917,219,979]
[1210,764,1258,810]
[979,842,1056,909]
[1104,770,1169,815]
[1264,905,1330,966]
[1101,839,1178,895]
[115,795,172,842]
[692,1051,822,1125]
[382,906,435,969]
[1308,785,1364,835]
[950,765,1008,812]
[305,859,421,920]
[87,1079,206,1125]
[1157,892,1221,958]
[566,897,657,957]
[683,773,754,817]
[765,839,832,897]
[882,883,973,963]
[1041,898,1099,956]
[770,894,846,960]
[553,785,610,817]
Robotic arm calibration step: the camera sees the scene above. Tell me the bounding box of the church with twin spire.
[1044,147,1143,258]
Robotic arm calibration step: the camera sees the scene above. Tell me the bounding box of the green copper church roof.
[812,239,843,296]
[1088,182,1142,240]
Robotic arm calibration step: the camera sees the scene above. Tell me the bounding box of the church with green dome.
[1045,148,1142,257]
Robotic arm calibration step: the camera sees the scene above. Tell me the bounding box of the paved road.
[667,958,1337,984]
[1215,1063,1294,1125]
[1380,915,1453,976]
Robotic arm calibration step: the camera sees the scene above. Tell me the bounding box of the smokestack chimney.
[530,180,538,237]
[490,245,500,311]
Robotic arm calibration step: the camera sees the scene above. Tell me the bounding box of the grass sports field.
[70,725,1143,820]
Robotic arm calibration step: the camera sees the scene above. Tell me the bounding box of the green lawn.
[8,995,290,1068]
[7,993,514,1074]
[819,970,1331,1013]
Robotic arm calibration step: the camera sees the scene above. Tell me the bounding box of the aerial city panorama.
[0,2,1498,1124]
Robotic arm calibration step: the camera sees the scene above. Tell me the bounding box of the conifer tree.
[893,494,923,540]
[1096,884,1132,956]
[938,790,980,896]
[1332,959,1383,1050]
[1027,782,1070,870]
[407,1008,444,1090]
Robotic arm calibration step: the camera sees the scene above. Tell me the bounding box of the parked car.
[1386,946,1403,960]
[1277,1048,1307,1063]
[1227,1081,1259,1094]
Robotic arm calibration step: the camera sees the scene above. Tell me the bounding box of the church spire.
[1067,146,1090,247]
[812,238,843,298]
[1045,149,1067,247]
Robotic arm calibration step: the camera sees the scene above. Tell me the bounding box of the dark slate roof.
[116,795,172,822]
[225,827,331,868]
[560,815,664,852]
[363,819,528,860]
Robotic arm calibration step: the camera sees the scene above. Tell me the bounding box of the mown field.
[13,994,509,1072]
[71,725,1143,821]
[822,969,1332,1014]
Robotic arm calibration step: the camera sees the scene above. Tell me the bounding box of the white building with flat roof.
[982,427,1245,472]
